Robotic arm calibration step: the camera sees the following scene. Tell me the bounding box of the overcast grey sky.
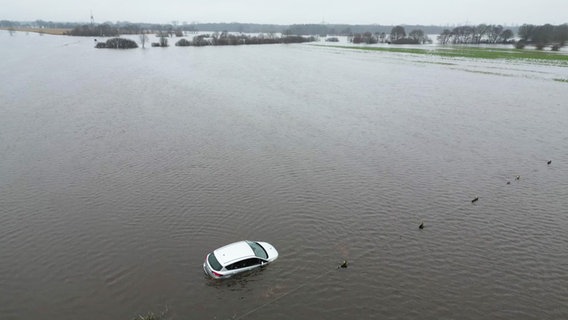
[2,0,567,25]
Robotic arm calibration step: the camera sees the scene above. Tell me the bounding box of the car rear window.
[208,253,223,271]
[247,241,268,259]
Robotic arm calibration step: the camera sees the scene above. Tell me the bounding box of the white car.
[203,240,279,279]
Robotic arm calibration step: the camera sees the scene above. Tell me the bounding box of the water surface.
[1,32,567,319]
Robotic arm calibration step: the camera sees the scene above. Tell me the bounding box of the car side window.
[226,258,262,270]
[242,258,262,268]
[225,262,239,270]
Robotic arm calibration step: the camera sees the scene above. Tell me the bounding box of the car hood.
[257,241,279,262]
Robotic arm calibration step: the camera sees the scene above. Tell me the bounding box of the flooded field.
[1,31,567,319]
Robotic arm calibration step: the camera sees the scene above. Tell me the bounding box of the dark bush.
[514,40,526,49]
[175,38,191,46]
[391,38,420,44]
[281,35,315,43]
[96,37,138,49]
[192,35,211,46]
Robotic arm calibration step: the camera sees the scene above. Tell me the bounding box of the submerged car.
[203,240,278,279]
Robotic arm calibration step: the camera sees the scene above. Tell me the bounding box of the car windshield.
[208,253,223,271]
[246,241,268,259]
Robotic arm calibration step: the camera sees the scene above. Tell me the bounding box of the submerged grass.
[135,313,162,320]
[134,306,169,320]
[324,45,568,65]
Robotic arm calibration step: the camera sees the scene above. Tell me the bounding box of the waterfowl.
[515,175,520,180]
[547,160,552,165]
[419,221,424,229]
[338,260,348,269]
[472,196,479,203]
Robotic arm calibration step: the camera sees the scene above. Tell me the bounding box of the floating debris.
[506,181,511,185]
[419,221,424,229]
[338,260,348,269]
[472,196,479,203]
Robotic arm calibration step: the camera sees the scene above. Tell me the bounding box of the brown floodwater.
[1,32,567,319]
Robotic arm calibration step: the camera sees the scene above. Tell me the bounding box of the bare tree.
[139,31,149,48]
[500,29,514,43]
[159,34,169,47]
[390,26,406,41]
[409,29,425,43]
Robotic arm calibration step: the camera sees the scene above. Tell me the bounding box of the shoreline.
[0,27,71,35]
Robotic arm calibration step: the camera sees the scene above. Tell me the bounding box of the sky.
[2,0,567,26]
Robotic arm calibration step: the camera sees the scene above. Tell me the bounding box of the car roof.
[213,241,256,266]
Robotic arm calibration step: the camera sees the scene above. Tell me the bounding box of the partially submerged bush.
[514,40,526,49]
[175,38,191,46]
[159,36,169,47]
[151,37,169,47]
[95,37,138,49]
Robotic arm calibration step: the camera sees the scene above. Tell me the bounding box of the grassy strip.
[0,27,71,35]
[324,45,568,64]
[554,78,568,83]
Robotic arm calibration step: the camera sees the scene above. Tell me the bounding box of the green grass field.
[323,45,568,65]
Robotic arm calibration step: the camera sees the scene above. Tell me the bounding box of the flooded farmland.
[1,32,567,319]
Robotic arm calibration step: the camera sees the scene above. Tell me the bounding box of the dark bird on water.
[506,181,511,185]
[472,196,479,203]
[338,260,348,269]
[419,221,424,229]
[515,175,520,180]
[548,160,552,165]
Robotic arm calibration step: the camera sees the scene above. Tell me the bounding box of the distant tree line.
[65,23,190,37]
[389,26,431,44]
[516,23,568,50]
[186,22,281,33]
[348,26,430,45]
[93,32,315,49]
[65,24,119,36]
[0,19,78,29]
[350,32,380,44]
[437,24,514,45]
[284,24,447,36]
[1,19,452,36]
[173,32,316,47]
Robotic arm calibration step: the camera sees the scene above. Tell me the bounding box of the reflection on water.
[0,31,567,320]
